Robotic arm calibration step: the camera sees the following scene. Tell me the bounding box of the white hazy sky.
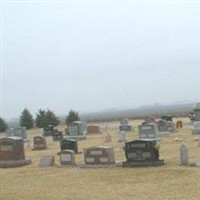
[1,0,200,119]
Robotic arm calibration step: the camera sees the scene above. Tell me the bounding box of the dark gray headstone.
[122,139,164,167]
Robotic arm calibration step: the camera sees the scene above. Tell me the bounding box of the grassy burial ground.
[1,117,200,200]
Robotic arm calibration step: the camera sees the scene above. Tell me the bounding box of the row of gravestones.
[1,136,200,168]
[0,136,163,168]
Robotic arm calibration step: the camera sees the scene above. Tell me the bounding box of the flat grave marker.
[39,156,55,168]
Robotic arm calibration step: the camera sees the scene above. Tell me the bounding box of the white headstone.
[180,144,189,166]
[196,155,200,167]
[118,131,126,142]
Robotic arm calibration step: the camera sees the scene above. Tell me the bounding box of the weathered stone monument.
[43,125,55,136]
[139,123,160,140]
[87,125,101,134]
[193,103,200,121]
[119,118,133,132]
[32,136,47,150]
[157,120,168,132]
[191,122,200,134]
[60,139,78,154]
[122,139,164,167]
[5,127,29,143]
[52,130,64,141]
[0,137,31,168]
[66,121,86,140]
[180,144,189,166]
[60,150,75,165]
[83,146,115,165]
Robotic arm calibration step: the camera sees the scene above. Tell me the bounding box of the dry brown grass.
[1,117,200,200]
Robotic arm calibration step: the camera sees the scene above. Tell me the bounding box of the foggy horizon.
[2,1,200,119]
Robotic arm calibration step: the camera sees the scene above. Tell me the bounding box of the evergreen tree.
[45,109,59,127]
[19,108,34,129]
[35,109,47,128]
[0,117,8,133]
[66,109,80,125]
[35,109,59,128]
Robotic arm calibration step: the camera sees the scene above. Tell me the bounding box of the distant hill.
[6,102,197,126]
[79,102,195,122]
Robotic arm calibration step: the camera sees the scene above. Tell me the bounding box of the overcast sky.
[1,0,200,119]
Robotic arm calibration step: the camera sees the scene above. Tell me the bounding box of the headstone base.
[0,159,31,168]
[57,151,82,155]
[65,136,87,141]
[32,147,47,151]
[80,162,121,168]
[122,159,164,167]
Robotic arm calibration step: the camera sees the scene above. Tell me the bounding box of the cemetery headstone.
[5,127,29,144]
[180,144,189,166]
[119,125,133,132]
[193,103,200,121]
[118,131,126,142]
[32,136,47,150]
[120,118,129,126]
[196,155,200,167]
[122,139,164,167]
[157,120,168,132]
[39,156,55,167]
[60,150,75,165]
[139,123,160,140]
[83,146,115,165]
[43,125,54,136]
[104,133,112,143]
[66,121,86,140]
[60,139,78,154]
[191,122,200,134]
[0,137,31,168]
[87,125,101,134]
[52,130,63,141]
[119,118,133,132]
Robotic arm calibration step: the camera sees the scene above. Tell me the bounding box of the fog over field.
[1,1,200,119]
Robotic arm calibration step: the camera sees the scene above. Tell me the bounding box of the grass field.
[1,117,200,200]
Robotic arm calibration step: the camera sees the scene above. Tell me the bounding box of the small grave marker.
[180,144,189,166]
[60,150,75,165]
[32,136,47,150]
[87,125,101,134]
[39,156,54,167]
[196,155,200,167]
[118,131,126,142]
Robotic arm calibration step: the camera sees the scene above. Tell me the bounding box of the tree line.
[0,108,80,133]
